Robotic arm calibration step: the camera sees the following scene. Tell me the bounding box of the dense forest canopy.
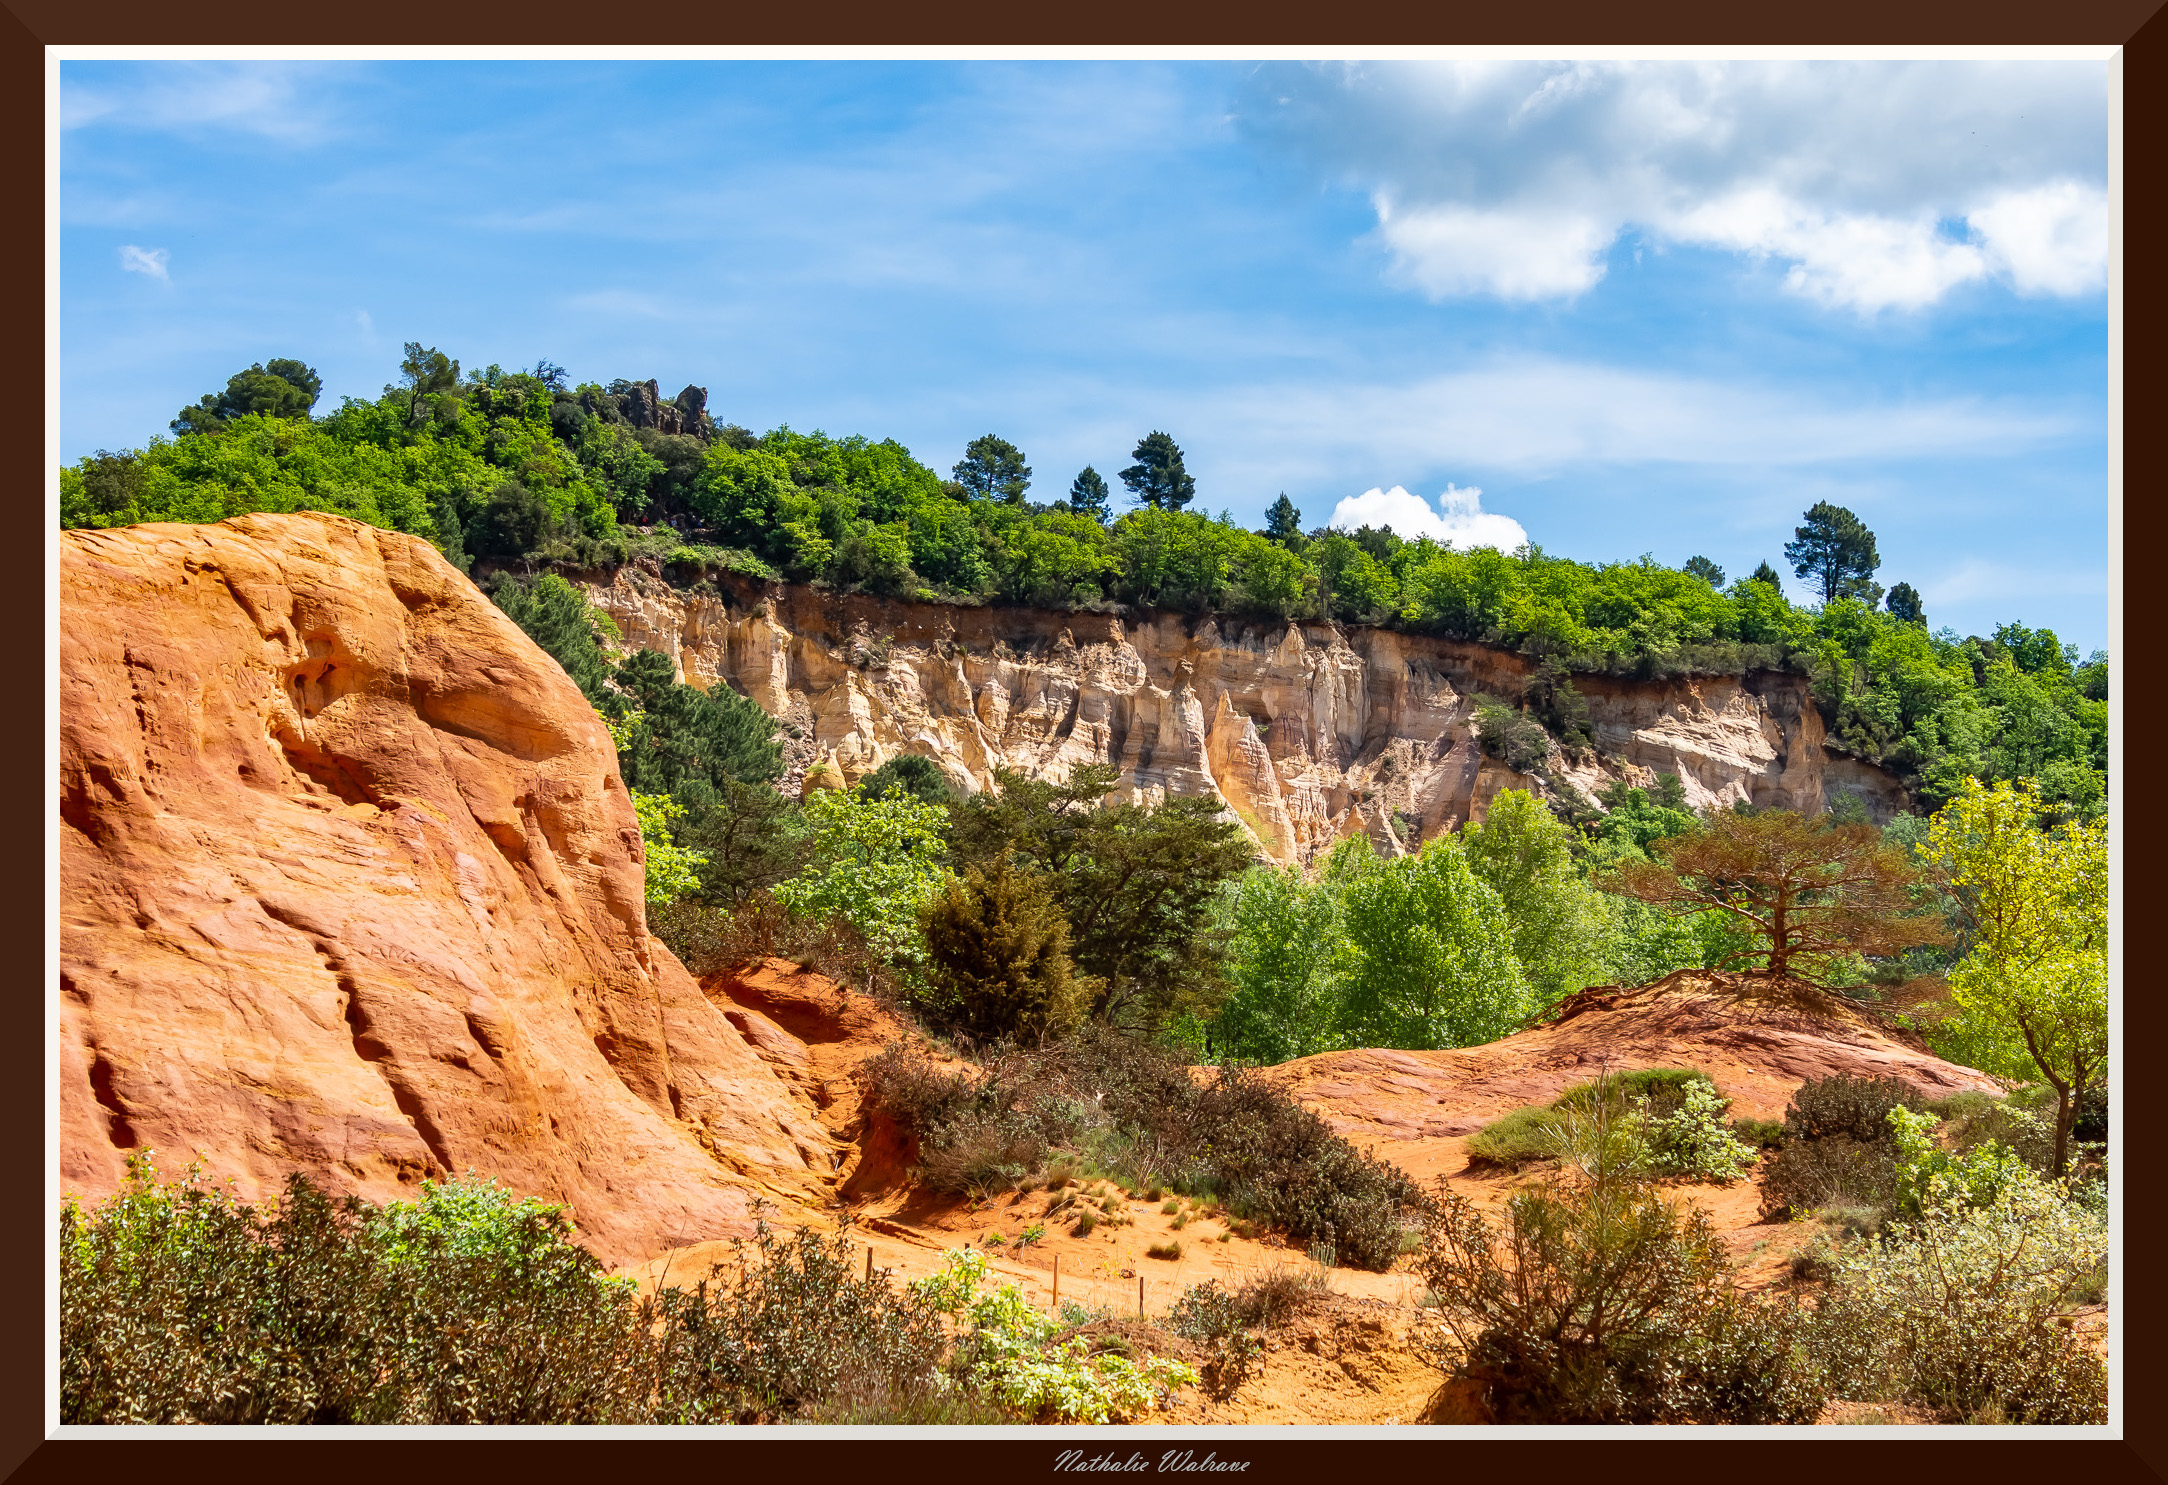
[60,348,2106,815]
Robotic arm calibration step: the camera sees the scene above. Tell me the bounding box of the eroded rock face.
[579,569,1909,863]
[61,514,832,1266]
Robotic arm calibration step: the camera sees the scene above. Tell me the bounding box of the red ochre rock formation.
[60,513,833,1267]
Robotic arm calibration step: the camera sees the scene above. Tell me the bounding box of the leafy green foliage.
[1682,555,1724,586]
[1066,465,1111,522]
[953,435,1031,503]
[172,359,324,434]
[1922,777,2107,1174]
[1209,865,1346,1063]
[632,791,707,904]
[1461,790,1615,1007]
[773,787,952,973]
[909,1249,1195,1421]
[858,752,954,807]
[1330,836,1532,1050]
[1810,1168,2107,1422]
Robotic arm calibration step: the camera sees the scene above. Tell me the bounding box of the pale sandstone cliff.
[61,514,838,1266]
[579,566,1910,863]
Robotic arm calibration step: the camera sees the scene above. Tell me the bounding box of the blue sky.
[58,59,2112,652]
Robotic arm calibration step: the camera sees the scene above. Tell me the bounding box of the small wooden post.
[1051,1253,1060,1310]
[866,1244,874,1283]
[1138,1274,1146,1318]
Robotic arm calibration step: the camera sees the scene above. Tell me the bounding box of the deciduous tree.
[1923,777,2107,1176]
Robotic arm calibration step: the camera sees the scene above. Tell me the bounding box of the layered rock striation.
[580,567,1910,864]
[61,514,836,1266]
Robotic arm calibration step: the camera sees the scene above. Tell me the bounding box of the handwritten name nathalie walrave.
[1055,1450,1249,1473]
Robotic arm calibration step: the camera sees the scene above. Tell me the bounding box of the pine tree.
[1748,560,1784,590]
[1118,431,1195,511]
[1264,493,1303,544]
[1784,503,1880,605]
[953,435,1032,503]
[1886,582,1925,625]
[1682,556,1725,586]
[920,853,1091,1045]
[1067,466,1111,522]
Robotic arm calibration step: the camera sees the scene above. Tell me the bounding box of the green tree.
[1682,556,1725,587]
[1263,493,1303,545]
[1784,502,1881,605]
[685,778,810,906]
[171,359,324,435]
[1886,582,1925,626]
[1748,560,1784,590]
[1461,791,1616,1007]
[1209,865,1348,1064]
[859,754,955,808]
[633,791,708,905]
[395,343,461,426]
[920,854,1091,1045]
[1066,466,1111,523]
[949,764,1253,1033]
[774,788,952,970]
[1118,432,1195,512]
[1331,836,1532,1050]
[489,572,619,705]
[953,436,1032,504]
[613,649,785,804]
[1922,778,2107,1177]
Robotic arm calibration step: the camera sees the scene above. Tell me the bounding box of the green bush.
[59,1156,963,1425]
[1760,1137,1900,1222]
[919,853,1091,1046]
[1810,1172,2107,1422]
[1783,1073,1923,1144]
[1464,1106,1566,1168]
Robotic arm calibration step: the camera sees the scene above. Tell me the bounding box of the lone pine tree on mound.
[1785,501,1882,606]
[1602,808,1947,980]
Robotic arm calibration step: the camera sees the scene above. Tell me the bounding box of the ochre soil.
[617,961,2022,1426]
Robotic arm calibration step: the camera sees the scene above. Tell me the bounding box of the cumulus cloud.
[1328,482,1530,551]
[118,245,168,280]
[1242,61,2110,311]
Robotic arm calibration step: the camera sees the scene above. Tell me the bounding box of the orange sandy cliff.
[60,513,833,1266]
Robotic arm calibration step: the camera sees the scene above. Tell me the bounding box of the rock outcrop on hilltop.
[60,513,835,1266]
[577,567,1910,865]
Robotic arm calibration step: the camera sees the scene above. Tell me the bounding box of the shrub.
[1644,1080,1758,1184]
[1730,1117,1785,1150]
[860,1027,1429,1270]
[1783,1073,1923,1144]
[1146,1240,1183,1260]
[1413,1178,1825,1423]
[1810,1173,2107,1422]
[653,891,898,1000]
[909,1249,1196,1422]
[1759,1137,1899,1221]
[1164,1280,1263,1400]
[58,1157,959,1425]
[1466,1106,1566,1168]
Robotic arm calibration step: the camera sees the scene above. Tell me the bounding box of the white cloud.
[1328,482,1530,551]
[118,245,168,280]
[1245,61,2109,312]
